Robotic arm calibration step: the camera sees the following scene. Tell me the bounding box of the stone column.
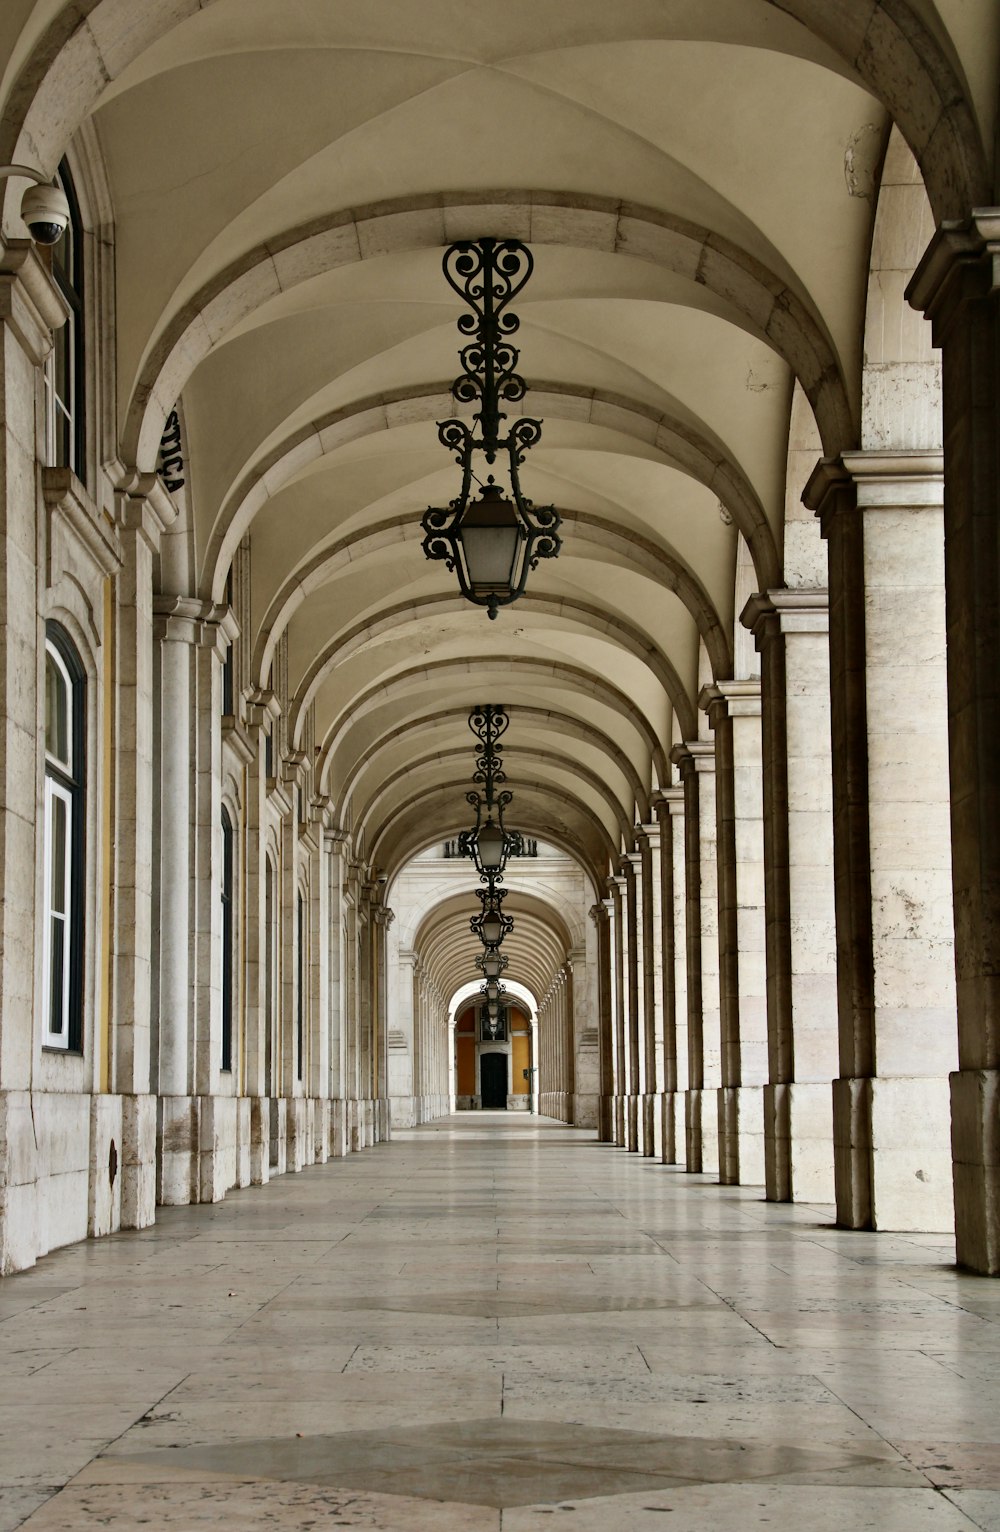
[607,877,627,1146]
[152,598,232,1203]
[660,787,686,1163]
[744,590,838,1204]
[592,902,614,1139]
[910,215,1000,1272]
[703,680,767,1186]
[634,829,660,1156]
[672,742,720,1174]
[616,864,639,1149]
[625,850,646,1149]
[806,453,957,1233]
[111,476,176,1226]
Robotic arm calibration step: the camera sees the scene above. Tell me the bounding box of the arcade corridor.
[1,1117,997,1530]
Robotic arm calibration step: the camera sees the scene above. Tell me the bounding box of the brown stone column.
[659,787,686,1163]
[637,821,663,1157]
[807,453,957,1234]
[909,217,1000,1271]
[744,590,837,1204]
[672,741,719,1174]
[703,680,767,1186]
[592,901,614,1141]
[607,878,626,1145]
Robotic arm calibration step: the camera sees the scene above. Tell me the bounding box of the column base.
[157,1095,199,1205]
[833,1075,953,1231]
[718,1085,766,1186]
[598,1095,615,1141]
[572,1092,599,1129]
[329,1100,348,1158]
[764,1082,834,1203]
[684,1089,720,1174]
[626,1094,640,1151]
[613,1095,626,1146]
[270,1098,287,1174]
[249,1097,270,1184]
[951,1068,1000,1273]
[639,1094,656,1156]
[120,1094,157,1228]
[660,1091,683,1164]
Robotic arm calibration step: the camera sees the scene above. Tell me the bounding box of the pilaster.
[671,740,719,1174]
[807,450,957,1234]
[909,212,1000,1272]
[743,589,837,1204]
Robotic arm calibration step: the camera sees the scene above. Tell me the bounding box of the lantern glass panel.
[460,487,522,595]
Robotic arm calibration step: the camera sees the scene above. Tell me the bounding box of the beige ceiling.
[4,0,996,997]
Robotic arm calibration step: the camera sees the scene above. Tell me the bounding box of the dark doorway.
[480,1053,508,1109]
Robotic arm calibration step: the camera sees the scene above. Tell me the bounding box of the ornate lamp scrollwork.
[458,705,523,882]
[421,238,561,619]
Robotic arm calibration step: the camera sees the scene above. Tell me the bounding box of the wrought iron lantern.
[471,884,514,948]
[421,238,561,619]
[476,947,507,979]
[458,706,523,881]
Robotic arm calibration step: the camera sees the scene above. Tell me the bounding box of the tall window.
[296,891,305,1082]
[221,570,234,717]
[43,626,85,1050]
[45,161,85,476]
[220,808,234,1072]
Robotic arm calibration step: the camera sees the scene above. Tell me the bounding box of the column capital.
[636,820,661,849]
[907,210,1000,337]
[589,902,609,924]
[246,687,281,731]
[740,587,829,645]
[108,462,179,545]
[153,595,235,654]
[803,455,856,539]
[670,740,715,778]
[653,786,685,819]
[700,677,762,721]
[802,449,945,515]
[0,240,68,364]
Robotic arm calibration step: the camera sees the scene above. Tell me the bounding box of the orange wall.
[456,1034,476,1096]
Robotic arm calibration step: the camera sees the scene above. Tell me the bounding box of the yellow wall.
[511,1031,530,1093]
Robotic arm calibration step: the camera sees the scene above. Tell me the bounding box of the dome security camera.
[20,181,69,246]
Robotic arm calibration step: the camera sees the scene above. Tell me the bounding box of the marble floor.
[2,1114,999,1531]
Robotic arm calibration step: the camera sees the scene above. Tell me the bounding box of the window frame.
[42,625,86,1052]
[45,160,86,479]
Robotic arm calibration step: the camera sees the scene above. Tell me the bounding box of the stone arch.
[354,745,635,850]
[207,381,780,595]
[317,655,670,794]
[1,3,986,250]
[282,587,704,752]
[122,191,853,468]
[861,126,942,451]
[368,778,617,883]
[334,704,651,828]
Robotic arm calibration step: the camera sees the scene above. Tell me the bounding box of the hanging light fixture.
[421,239,561,619]
[471,884,514,948]
[458,706,523,881]
[476,947,507,979]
